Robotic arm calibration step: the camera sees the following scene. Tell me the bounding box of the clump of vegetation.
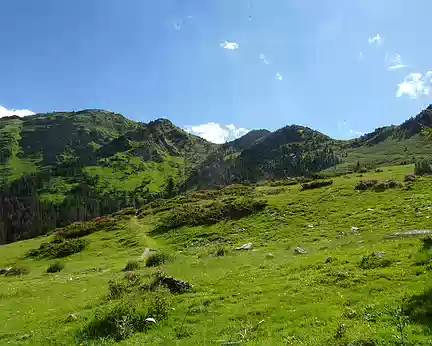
[413,236,432,265]
[111,208,137,217]
[359,253,392,269]
[26,239,86,259]
[55,218,116,239]
[3,266,29,277]
[158,197,267,229]
[108,272,142,299]
[215,246,227,257]
[77,299,150,342]
[355,179,400,192]
[301,179,333,190]
[46,261,65,273]
[145,253,170,267]
[124,260,140,271]
[414,159,432,176]
[269,179,298,187]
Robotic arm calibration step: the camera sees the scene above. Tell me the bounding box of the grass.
[0,164,432,344]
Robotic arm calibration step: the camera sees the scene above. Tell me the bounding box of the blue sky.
[1,0,432,143]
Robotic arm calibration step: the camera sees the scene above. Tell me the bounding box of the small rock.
[267,253,274,258]
[251,249,257,252]
[294,247,308,255]
[367,208,374,211]
[0,267,12,275]
[145,317,157,324]
[155,276,193,294]
[373,252,385,258]
[308,225,314,229]
[351,226,359,232]
[65,313,78,323]
[236,243,253,250]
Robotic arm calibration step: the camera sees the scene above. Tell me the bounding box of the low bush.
[415,159,432,176]
[124,260,140,272]
[108,272,142,299]
[77,300,149,342]
[55,218,116,239]
[355,179,400,192]
[355,180,378,190]
[145,253,170,267]
[158,197,267,229]
[3,266,29,276]
[46,261,65,273]
[301,180,333,190]
[215,246,227,257]
[359,253,392,269]
[269,179,297,187]
[26,239,86,259]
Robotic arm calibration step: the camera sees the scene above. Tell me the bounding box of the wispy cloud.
[358,51,364,61]
[0,105,34,118]
[185,123,248,143]
[368,33,382,45]
[276,72,283,81]
[220,41,239,50]
[259,53,270,65]
[349,129,365,136]
[396,72,432,98]
[386,53,407,70]
[173,20,182,31]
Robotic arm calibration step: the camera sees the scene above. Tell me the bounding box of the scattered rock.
[351,226,359,232]
[140,248,158,260]
[373,252,385,258]
[145,317,157,324]
[367,208,374,211]
[384,230,432,239]
[294,247,308,255]
[156,276,193,294]
[308,225,314,229]
[267,253,274,258]
[325,257,334,263]
[236,243,253,250]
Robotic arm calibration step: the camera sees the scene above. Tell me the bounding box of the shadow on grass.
[405,288,432,328]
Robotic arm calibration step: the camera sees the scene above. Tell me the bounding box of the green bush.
[359,253,392,269]
[146,253,170,267]
[124,260,140,272]
[46,261,65,273]
[215,246,227,257]
[301,180,333,190]
[159,197,267,229]
[354,180,378,190]
[26,239,86,259]
[55,218,116,239]
[415,159,432,175]
[4,266,29,276]
[77,300,149,341]
[108,272,141,299]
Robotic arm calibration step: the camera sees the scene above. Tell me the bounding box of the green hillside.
[2,106,432,244]
[1,165,432,344]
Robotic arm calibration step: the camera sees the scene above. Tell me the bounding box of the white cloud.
[185,122,249,143]
[368,33,382,45]
[358,51,364,61]
[220,41,239,50]
[349,129,365,136]
[386,53,407,70]
[396,71,432,98]
[0,105,34,118]
[276,72,283,81]
[259,53,270,65]
[173,20,182,31]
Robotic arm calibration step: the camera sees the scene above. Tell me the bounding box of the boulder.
[145,317,157,324]
[0,268,12,275]
[236,243,253,250]
[156,276,193,294]
[294,247,308,255]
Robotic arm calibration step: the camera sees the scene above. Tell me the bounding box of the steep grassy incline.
[1,165,432,345]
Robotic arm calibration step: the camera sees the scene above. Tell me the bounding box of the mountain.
[2,106,432,243]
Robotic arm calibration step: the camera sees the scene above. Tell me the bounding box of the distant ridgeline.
[1,107,432,243]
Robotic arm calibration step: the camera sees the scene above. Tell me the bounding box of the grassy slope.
[1,165,432,345]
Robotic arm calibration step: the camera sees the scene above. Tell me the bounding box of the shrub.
[4,266,29,276]
[355,180,378,190]
[124,260,140,272]
[108,272,142,299]
[269,179,297,187]
[215,246,227,257]
[372,181,387,192]
[46,261,65,273]
[77,300,149,341]
[415,159,432,175]
[301,180,333,190]
[158,197,267,229]
[26,239,86,259]
[146,253,169,267]
[359,253,392,269]
[55,218,116,239]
